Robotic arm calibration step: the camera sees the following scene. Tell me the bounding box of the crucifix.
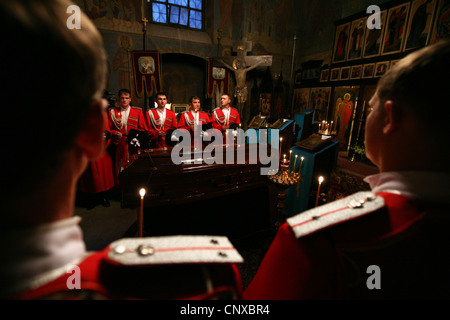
[214,39,272,117]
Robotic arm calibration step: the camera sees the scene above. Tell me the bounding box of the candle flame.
[139,188,146,197]
[301,157,304,160]
[318,176,324,183]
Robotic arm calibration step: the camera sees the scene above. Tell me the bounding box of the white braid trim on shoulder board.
[287,191,385,239]
[107,235,244,265]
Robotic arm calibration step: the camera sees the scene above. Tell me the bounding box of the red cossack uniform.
[145,108,177,149]
[10,236,243,300]
[178,110,211,147]
[177,110,211,131]
[243,191,450,299]
[107,106,148,185]
[210,107,241,132]
[78,113,115,193]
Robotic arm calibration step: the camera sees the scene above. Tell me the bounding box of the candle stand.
[267,161,303,227]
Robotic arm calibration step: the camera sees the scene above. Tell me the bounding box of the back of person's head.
[0,0,107,205]
[377,40,450,138]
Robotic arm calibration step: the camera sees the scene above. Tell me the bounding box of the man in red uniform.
[177,96,211,148]
[244,40,450,299]
[210,94,241,144]
[0,0,243,300]
[178,96,211,132]
[107,88,148,185]
[145,92,178,149]
[211,94,241,131]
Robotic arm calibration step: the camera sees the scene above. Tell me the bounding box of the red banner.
[207,58,229,98]
[132,50,161,97]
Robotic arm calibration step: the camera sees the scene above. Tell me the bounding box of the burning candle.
[315,176,324,207]
[289,150,292,163]
[283,154,287,164]
[299,156,304,174]
[279,137,283,161]
[139,188,146,237]
[293,155,298,174]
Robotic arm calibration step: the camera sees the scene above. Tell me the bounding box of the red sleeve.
[144,111,158,139]
[234,110,241,125]
[169,110,178,130]
[137,109,148,131]
[210,111,224,131]
[243,223,339,300]
[178,112,190,131]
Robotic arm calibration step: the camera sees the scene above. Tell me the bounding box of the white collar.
[364,171,450,203]
[0,216,87,297]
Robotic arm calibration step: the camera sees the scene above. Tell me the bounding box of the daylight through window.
[150,0,203,30]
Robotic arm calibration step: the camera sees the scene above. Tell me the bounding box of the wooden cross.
[142,17,148,32]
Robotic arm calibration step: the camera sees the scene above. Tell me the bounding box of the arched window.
[149,0,203,30]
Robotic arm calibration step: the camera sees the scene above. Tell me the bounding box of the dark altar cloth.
[118,144,278,240]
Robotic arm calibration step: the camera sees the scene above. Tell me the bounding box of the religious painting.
[293,88,310,114]
[404,0,438,51]
[132,50,161,98]
[308,87,331,123]
[347,17,367,61]
[350,65,363,79]
[207,59,229,99]
[351,84,377,151]
[360,85,377,120]
[75,0,144,33]
[330,68,340,81]
[340,66,351,80]
[332,22,351,63]
[375,61,390,77]
[248,115,265,129]
[430,0,450,44]
[363,10,388,58]
[260,93,272,115]
[331,86,360,151]
[302,68,321,81]
[381,3,411,55]
[173,104,189,114]
[138,56,155,74]
[213,67,226,80]
[362,63,375,79]
[320,69,330,82]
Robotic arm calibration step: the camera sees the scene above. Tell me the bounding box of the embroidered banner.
[132,50,161,97]
[207,58,229,98]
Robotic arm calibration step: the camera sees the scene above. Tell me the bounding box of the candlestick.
[139,188,146,237]
[299,156,304,174]
[315,176,324,207]
[293,155,298,174]
[279,137,283,161]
